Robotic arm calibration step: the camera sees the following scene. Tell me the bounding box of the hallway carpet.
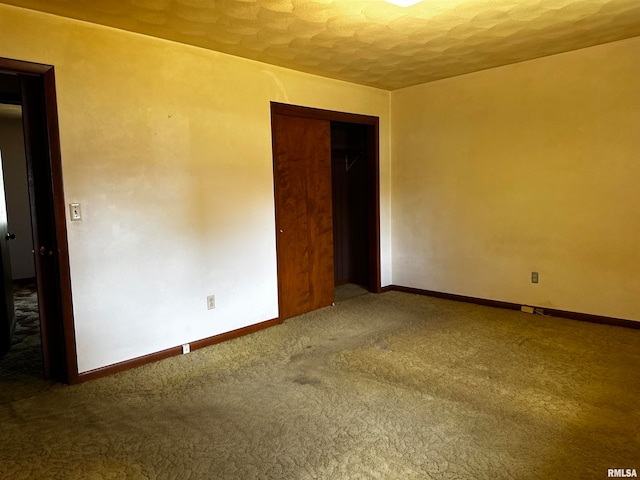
[0,282,47,403]
[1,289,638,479]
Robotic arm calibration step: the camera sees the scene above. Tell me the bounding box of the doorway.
[0,92,42,380]
[331,121,371,289]
[271,103,380,321]
[0,57,77,384]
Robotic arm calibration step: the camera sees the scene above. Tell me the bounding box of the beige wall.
[0,110,35,280]
[391,36,640,322]
[0,4,391,372]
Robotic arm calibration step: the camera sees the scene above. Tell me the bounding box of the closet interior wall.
[330,122,370,288]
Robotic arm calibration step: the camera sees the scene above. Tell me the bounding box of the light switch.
[70,203,82,221]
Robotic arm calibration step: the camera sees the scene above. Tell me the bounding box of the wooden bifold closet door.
[272,113,334,320]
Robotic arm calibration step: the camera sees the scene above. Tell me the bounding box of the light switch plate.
[69,203,82,221]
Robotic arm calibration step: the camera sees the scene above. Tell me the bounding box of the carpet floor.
[0,287,638,479]
[0,281,47,403]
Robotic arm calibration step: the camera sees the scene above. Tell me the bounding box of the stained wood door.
[0,150,16,358]
[20,73,71,381]
[272,113,334,320]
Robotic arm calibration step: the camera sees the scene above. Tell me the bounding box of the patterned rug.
[12,281,40,347]
[0,281,42,383]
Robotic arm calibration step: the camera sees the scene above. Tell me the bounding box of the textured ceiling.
[2,0,640,90]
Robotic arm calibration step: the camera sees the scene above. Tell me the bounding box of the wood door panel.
[306,132,334,311]
[273,113,333,320]
[275,149,310,315]
[20,72,74,381]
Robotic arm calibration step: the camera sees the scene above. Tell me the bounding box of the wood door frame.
[271,102,382,297]
[0,57,78,384]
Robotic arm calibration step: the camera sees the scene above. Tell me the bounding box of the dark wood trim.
[78,345,184,382]
[190,317,282,351]
[539,307,639,329]
[0,57,51,76]
[77,317,282,382]
[368,118,382,293]
[270,102,382,295]
[43,67,79,384]
[390,285,521,311]
[270,111,285,321]
[387,285,640,330]
[271,102,379,126]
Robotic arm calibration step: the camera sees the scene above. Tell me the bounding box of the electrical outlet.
[207,295,215,310]
[531,272,539,284]
[521,305,535,314]
[182,343,190,354]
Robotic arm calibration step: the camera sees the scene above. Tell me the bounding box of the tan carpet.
[1,289,638,479]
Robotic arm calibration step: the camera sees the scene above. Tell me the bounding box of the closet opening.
[331,122,371,291]
[271,102,380,320]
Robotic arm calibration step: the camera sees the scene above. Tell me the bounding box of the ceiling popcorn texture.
[2,0,640,90]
